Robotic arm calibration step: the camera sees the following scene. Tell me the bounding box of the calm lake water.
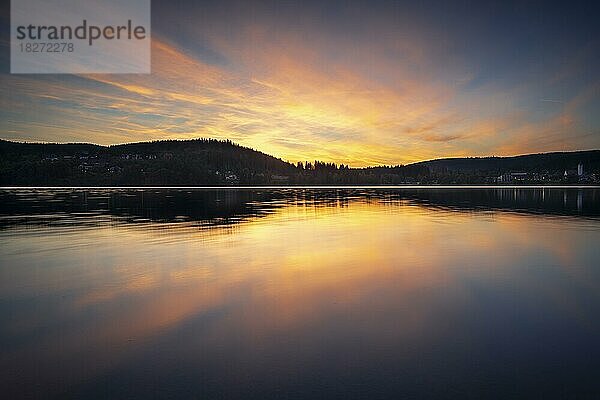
[1,188,599,399]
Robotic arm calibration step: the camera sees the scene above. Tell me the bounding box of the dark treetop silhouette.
[1,139,599,186]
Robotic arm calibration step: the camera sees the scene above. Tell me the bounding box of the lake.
[1,188,599,399]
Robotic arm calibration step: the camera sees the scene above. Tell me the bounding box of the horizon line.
[2,185,600,190]
[2,137,599,168]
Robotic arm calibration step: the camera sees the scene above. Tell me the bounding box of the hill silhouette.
[1,138,598,185]
[414,151,600,174]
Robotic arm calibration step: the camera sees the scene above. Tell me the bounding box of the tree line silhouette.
[1,138,598,186]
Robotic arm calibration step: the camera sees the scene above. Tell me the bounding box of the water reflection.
[1,188,599,231]
[0,189,599,399]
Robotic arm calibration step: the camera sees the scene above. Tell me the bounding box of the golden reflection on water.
[1,196,599,396]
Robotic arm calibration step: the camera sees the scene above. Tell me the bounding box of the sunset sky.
[1,0,598,166]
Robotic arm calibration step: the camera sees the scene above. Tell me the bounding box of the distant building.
[510,172,528,181]
[225,172,239,183]
[121,154,142,160]
[564,169,578,177]
[271,174,290,183]
[497,172,528,183]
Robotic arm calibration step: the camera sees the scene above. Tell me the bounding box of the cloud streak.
[0,2,598,165]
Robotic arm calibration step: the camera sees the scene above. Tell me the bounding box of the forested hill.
[0,138,293,171]
[414,151,600,173]
[0,139,299,185]
[1,138,598,185]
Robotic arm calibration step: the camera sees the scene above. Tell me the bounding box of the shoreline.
[2,185,600,190]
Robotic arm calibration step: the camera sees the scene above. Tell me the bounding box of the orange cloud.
[1,29,597,165]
